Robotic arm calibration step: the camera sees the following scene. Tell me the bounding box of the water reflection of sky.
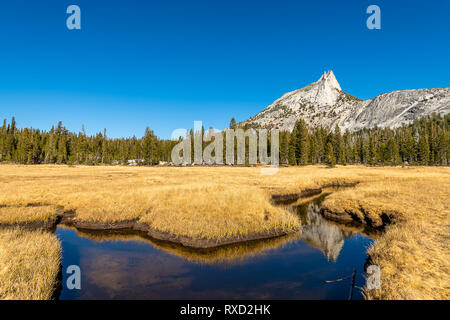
[57,200,373,300]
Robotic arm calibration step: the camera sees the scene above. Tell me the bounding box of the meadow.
[0,164,448,300]
[0,228,61,300]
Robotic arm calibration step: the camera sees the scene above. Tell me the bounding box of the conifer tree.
[229,118,237,129]
[288,132,297,165]
[333,124,345,165]
[417,134,430,165]
[325,142,336,167]
[294,119,310,165]
[369,137,377,166]
[279,131,289,165]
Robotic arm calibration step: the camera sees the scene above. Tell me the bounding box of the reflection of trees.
[294,202,357,262]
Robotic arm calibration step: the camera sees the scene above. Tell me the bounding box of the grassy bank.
[0,164,449,299]
[0,228,61,300]
[0,205,58,226]
[322,177,450,299]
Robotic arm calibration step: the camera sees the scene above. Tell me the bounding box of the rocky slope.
[244,71,450,131]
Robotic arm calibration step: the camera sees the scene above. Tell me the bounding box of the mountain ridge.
[243,71,450,132]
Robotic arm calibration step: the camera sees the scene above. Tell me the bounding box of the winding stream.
[56,195,374,300]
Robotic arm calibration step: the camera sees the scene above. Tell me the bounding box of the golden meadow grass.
[0,165,304,238]
[0,164,449,299]
[0,206,58,224]
[0,228,61,300]
[323,179,450,300]
[322,177,450,300]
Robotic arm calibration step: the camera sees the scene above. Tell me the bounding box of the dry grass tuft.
[0,228,61,300]
[138,184,299,239]
[0,206,58,224]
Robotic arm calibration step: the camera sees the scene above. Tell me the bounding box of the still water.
[56,195,374,300]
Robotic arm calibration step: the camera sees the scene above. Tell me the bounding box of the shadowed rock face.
[244,70,449,132]
[295,202,357,262]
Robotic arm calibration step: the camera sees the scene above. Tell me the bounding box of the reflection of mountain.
[295,202,357,262]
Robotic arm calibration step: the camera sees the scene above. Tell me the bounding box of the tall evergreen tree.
[294,119,310,165]
[417,134,430,165]
[229,118,237,129]
[325,142,336,167]
[288,132,297,165]
[333,124,345,165]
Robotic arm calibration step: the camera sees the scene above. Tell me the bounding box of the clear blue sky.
[0,0,449,138]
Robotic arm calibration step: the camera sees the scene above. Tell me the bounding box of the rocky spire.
[308,70,342,105]
[318,70,341,92]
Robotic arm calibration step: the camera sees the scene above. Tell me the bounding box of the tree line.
[0,118,177,165]
[277,113,449,167]
[0,114,448,166]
